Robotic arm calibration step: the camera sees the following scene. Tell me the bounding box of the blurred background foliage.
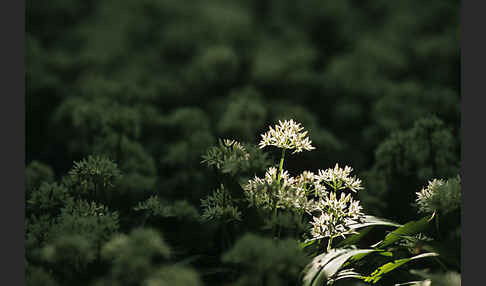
[26,0,460,285]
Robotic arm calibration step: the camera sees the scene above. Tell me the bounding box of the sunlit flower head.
[416,178,445,214]
[243,166,294,210]
[292,171,327,200]
[258,119,315,153]
[309,192,364,240]
[316,163,363,192]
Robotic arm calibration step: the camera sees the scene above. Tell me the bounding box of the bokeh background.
[26,1,460,285]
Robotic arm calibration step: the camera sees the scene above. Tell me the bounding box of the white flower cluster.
[309,192,364,240]
[259,119,315,153]
[416,178,445,214]
[308,164,365,240]
[243,164,365,240]
[316,163,363,192]
[243,120,367,242]
[243,167,296,211]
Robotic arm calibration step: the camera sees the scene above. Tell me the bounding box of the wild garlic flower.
[416,179,445,214]
[244,166,333,212]
[264,167,293,185]
[309,192,365,240]
[258,119,315,153]
[243,167,295,210]
[316,163,363,192]
[294,171,327,198]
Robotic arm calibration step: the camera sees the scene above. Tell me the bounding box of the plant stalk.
[327,236,334,252]
[274,148,286,237]
[277,148,286,186]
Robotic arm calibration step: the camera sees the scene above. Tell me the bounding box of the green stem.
[277,148,286,186]
[274,148,286,238]
[273,205,278,237]
[435,212,441,239]
[327,236,334,252]
[435,212,440,232]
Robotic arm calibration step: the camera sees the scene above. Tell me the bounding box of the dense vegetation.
[26,1,460,285]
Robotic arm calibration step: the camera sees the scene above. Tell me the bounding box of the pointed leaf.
[303,248,377,286]
[300,239,317,249]
[349,215,402,229]
[337,227,373,247]
[374,216,432,248]
[322,249,376,279]
[302,248,350,286]
[363,252,439,284]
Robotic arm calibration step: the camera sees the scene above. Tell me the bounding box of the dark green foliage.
[99,228,171,285]
[52,86,159,197]
[374,116,458,180]
[25,214,55,255]
[216,87,267,141]
[48,199,119,249]
[41,235,96,275]
[26,157,120,285]
[143,266,202,286]
[159,107,215,202]
[202,139,272,178]
[27,182,71,215]
[26,264,59,286]
[200,184,242,223]
[68,155,122,196]
[222,233,310,286]
[263,211,309,238]
[134,195,199,221]
[97,228,202,286]
[361,116,459,220]
[26,161,55,194]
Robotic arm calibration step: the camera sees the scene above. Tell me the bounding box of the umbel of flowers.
[243,119,365,250]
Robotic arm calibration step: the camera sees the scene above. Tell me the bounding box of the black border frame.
[2,0,25,284]
[461,0,484,285]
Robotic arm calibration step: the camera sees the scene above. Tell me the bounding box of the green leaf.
[344,250,393,267]
[349,215,402,229]
[302,248,377,286]
[339,216,430,265]
[362,252,439,284]
[300,239,317,249]
[337,227,373,247]
[330,269,363,284]
[373,216,432,248]
[337,216,401,248]
[378,251,393,257]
